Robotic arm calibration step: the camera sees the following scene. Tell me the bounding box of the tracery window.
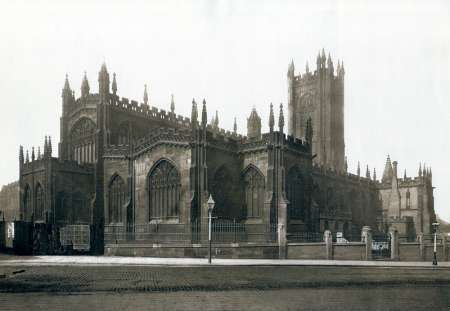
[34,183,45,221]
[70,117,96,164]
[148,160,181,220]
[243,166,265,218]
[109,175,126,223]
[210,165,233,218]
[286,166,305,220]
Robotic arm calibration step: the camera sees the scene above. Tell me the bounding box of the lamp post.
[207,195,215,264]
[432,222,440,266]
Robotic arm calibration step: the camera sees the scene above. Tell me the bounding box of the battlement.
[312,163,377,186]
[108,95,192,128]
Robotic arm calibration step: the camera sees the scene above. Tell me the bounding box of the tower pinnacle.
[269,103,274,133]
[143,84,148,105]
[170,94,175,113]
[112,73,117,95]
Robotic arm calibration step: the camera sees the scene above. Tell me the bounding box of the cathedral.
[13,50,436,255]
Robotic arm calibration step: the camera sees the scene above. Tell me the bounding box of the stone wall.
[0,181,19,221]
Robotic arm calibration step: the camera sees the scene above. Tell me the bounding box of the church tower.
[287,50,345,172]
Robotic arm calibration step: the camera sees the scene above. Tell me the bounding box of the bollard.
[389,227,399,260]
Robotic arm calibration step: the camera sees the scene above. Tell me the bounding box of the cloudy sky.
[1,0,449,221]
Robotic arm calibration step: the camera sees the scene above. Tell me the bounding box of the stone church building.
[14,51,436,254]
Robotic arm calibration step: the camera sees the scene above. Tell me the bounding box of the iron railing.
[104,221,278,244]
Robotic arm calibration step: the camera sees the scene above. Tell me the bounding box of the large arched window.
[148,160,181,220]
[109,175,127,223]
[286,166,305,220]
[70,117,96,164]
[34,183,45,222]
[243,166,265,218]
[23,184,31,221]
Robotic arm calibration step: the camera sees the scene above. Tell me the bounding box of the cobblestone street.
[0,264,449,310]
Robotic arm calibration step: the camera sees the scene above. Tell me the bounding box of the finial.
[81,71,90,97]
[357,161,360,177]
[112,73,117,95]
[25,150,29,163]
[170,94,175,113]
[44,136,48,156]
[191,98,198,126]
[201,99,207,127]
[31,147,35,162]
[373,168,377,181]
[366,165,370,179]
[418,162,422,177]
[214,110,219,128]
[278,103,284,133]
[269,103,274,132]
[63,74,71,91]
[404,169,407,179]
[19,146,24,164]
[321,48,326,60]
[233,117,237,134]
[143,84,148,105]
[48,136,52,157]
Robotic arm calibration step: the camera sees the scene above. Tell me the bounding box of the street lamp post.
[432,222,440,266]
[207,195,215,264]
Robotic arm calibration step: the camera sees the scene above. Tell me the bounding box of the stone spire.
[37,147,41,160]
[143,84,148,105]
[327,53,333,73]
[247,108,261,139]
[404,169,407,180]
[418,163,422,177]
[278,103,284,133]
[31,147,35,162]
[63,74,71,92]
[25,150,29,163]
[233,117,237,134]
[201,99,207,127]
[382,155,393,183]
[170,94,175,113]
[112,73,117,95]
[214,110,219,128]
[373,168,377,181]
[81,71,90,97]
[269,103,274,133]
[191,99,198,127]
[357,161,360,177]
[366,165,370,179]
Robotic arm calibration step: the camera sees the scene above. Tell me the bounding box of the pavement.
[0,255,449,267]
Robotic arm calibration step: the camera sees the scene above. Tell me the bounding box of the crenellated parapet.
[108,95,191,128]
[312,162,378,187]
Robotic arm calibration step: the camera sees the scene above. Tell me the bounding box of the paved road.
[0,264,449,310]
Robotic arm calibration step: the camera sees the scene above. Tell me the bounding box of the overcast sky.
[1,0,449,221]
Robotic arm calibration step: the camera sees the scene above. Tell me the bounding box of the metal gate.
[60,224,91,251]
[372,233,391,259]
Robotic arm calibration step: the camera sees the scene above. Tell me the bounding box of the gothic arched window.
[35,183,45,222]
[70,117,96,164]
[286,166,305,220]
[148,160,181,220]
[243,166,265,218]
[23,184,31,221]
[109,175,126,223]
[406,189,411,209]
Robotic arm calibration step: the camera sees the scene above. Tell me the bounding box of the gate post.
[417,233,425,261]
[389,227,399,260]
[361,226,372,261]
[324,230,333,260]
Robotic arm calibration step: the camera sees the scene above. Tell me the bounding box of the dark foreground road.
[0,265,449,310]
